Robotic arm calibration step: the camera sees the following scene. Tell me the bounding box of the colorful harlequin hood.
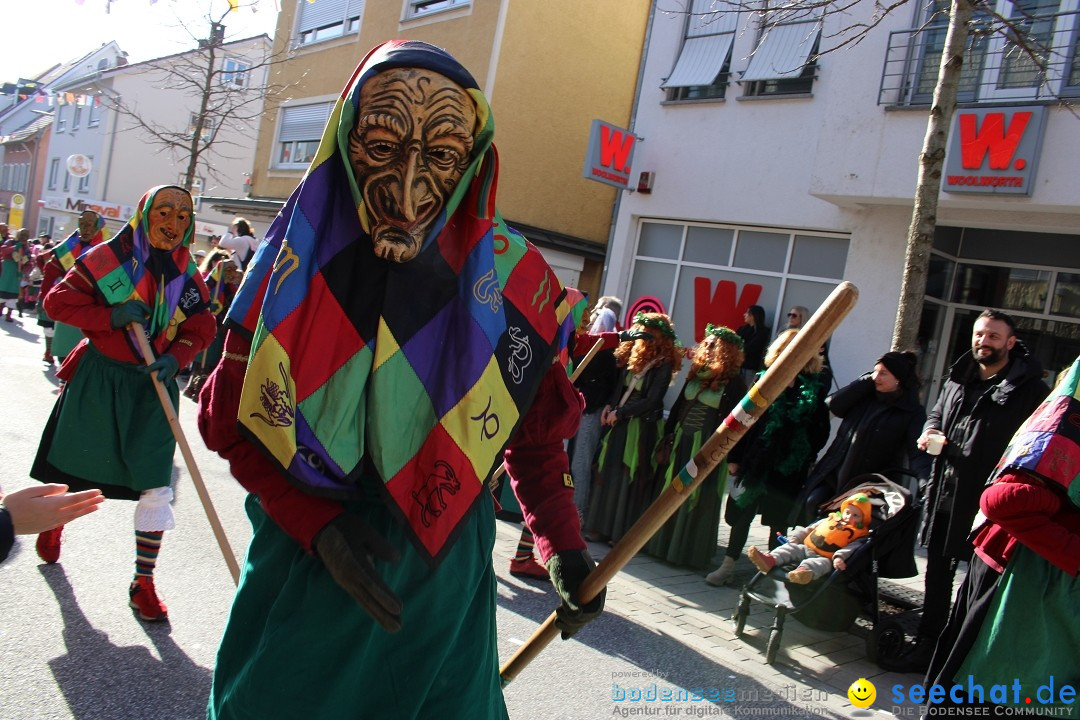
[226,40,578,565]
[50,213,107,273]
[992,356,1080,509]
[75,185,207,360]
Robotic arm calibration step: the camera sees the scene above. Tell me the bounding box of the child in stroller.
[746,492,872,584]
[731,474,918,665]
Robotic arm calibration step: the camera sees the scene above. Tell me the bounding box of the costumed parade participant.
[646,324,745,570]
[747,492,873,584]
[0,226,28,322]
[30,185,215,621]
[196,41,605,718]
[922,357,1080,708]
[38,210,108,365]
[585,312,683,544]
[183,249,242,400]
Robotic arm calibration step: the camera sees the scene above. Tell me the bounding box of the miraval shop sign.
[583,119,638,189]
[944,106,1047,196]
[42,195,135,220]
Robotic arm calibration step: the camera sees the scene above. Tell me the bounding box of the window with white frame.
[889,0,1080,105]
[0,165,10,191]
[295,0,364,46]
[274,101,332,168]
[187,113,216,143]
[72,106,82,131]
[404,0,470,20]
[56,106,67,133]
[222,58,250,88]
[88,100,101,127]
[63,166,71,192]
[663,0,739,100]
[48,158,60,190]
[77,157,92,193]
[740,4,823,96]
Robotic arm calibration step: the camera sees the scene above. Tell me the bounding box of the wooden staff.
[499,281,859,684]
[489,336,606,487]
[132,323,241,585]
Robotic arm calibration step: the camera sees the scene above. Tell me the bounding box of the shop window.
[683,226,735,265]
[638,222,683,260]
[733,230,788,271]
[662,0,738,101]
[789,234,848,279]
[952,263,1050,312]
[1052,272,1080,317]
[926,255,956,300]
[295,0,364,46]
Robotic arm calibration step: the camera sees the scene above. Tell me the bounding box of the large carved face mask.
[78,211,100,240]
[146,187,193,251]
[348,68,476,263]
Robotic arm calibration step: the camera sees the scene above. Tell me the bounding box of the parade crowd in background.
[0,39,1076,720]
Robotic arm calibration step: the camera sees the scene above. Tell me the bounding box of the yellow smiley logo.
[848,678,876,709]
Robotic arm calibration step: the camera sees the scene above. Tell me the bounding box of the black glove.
[314,513,403,632]
[546,549,605,639]
[110,300,151,329]
[140,354,180,383]
[618,329,652,343]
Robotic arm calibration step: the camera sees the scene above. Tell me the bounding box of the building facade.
[211,0,651,297]
[605,0,1080,403]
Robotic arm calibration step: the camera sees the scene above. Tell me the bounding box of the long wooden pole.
[132,324,241,585]
[499,281,859,684]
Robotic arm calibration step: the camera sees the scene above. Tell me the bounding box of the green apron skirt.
[31,343,178,500]
[0,258,19,296]
[209,491,508,720]
[52,321,85,358]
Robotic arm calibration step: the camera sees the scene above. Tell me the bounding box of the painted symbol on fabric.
[179,286,201,311]
[107,278,126,294]
[473,267,502,313]
[506,325,533,384]
[249,361,294,427]
[470,397,501,440]
[562,473,574,488]
[531,271,552,313]
[273,240,300,294]
[411,460,461,528]
[493,233,509,254]
[297,446,326,474]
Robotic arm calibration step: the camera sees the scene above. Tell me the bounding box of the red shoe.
[129,577,169,621]
[42,353,54,365]
[36,526,63,564]
[509,556,550,580]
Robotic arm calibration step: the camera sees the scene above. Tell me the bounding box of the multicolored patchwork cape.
[51,214,107,273]
[227,41,576,565]
[205,258,239,319]
[993,356,1080,507]
[76,185,209,359]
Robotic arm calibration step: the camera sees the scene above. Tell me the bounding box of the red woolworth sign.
[944,106,1047,196]
[582,119,637,189]
[694,278,762,342]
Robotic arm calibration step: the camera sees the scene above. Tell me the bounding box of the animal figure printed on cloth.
[473,268,501,312]
[250,362,295,427]
[507,326,532,384]
[411,460,461,527]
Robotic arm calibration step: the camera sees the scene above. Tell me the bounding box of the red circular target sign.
[625,295,666,327]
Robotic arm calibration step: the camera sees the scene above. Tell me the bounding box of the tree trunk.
[892,0,975,351]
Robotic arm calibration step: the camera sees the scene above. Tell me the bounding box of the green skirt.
[209,492,508,720]
[956,545,1080,708]
[31,343,178,500]
[52,321,85,358]
[0,258,18,296]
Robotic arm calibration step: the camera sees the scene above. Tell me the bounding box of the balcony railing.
[878,9,1080,106]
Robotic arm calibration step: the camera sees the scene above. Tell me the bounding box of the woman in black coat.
[795,351,931,527]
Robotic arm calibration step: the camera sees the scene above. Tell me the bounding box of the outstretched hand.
[546,549,606,639]
[2,484,104,534]
[618,330,652,343]
[314,513,403,632]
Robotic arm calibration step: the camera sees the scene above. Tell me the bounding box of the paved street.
[1,313,933,720]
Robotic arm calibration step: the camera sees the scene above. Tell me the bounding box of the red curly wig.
[689,329,745,390]
[614,312,684,381]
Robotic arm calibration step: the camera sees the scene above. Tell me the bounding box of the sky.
[0,0,280,83]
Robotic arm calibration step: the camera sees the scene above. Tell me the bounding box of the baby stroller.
[730,472,919,665]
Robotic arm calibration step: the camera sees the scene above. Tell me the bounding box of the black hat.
[877,351,917,388]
